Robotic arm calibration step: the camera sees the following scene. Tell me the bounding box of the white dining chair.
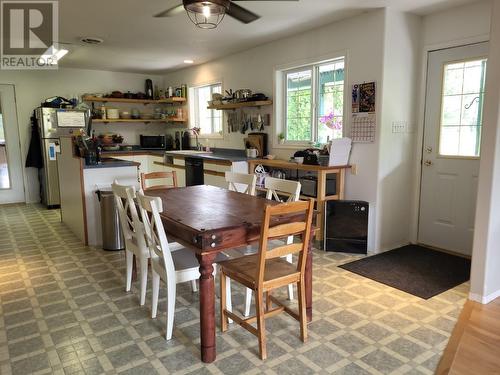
[225,171,257,196]
[136,191,232,340]
[243,176,302,317]
[111,182,150,306]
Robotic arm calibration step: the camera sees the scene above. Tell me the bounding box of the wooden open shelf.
[92,118,187,124]
[83,96,187,105]
[207,100,273,110]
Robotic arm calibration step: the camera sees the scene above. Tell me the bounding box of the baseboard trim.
[469,289,500,304]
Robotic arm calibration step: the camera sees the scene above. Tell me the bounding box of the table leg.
[196,252,217,363]
[305,229,314,322]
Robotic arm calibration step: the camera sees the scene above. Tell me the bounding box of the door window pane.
[0,100,11,189]
[439,58,487,157]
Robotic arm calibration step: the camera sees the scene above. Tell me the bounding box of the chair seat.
[219,254,300,290]
[152,249,228,278]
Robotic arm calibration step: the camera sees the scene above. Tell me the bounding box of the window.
[283,58,345,144]
[189,83,222,136]
[439,58,487,157]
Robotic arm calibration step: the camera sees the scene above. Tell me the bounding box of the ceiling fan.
[154,0,299,29]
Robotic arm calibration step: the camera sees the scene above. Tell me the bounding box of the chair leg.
[297,280,308,343]
[285,254,294,301]
[190,279,198,293]
[265,290,272,312]
[151,271,160,319]
[244,288,252,317]
[220,271,228,332]
[125,250,133,292]
[138,257,148,306]
[255,290,267,360]
[225,276,233,324]
[165,277,176,341]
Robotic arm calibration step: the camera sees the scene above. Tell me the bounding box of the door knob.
[424,160,433,166]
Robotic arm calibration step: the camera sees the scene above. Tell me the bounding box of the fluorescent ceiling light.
[184,59,194,64]
[40,46,69,63]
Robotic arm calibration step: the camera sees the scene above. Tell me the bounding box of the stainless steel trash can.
[96,190,125,250]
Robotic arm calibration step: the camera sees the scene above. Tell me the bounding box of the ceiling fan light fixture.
[184,0,229,29]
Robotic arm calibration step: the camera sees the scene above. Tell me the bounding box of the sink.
[166,150,213,155]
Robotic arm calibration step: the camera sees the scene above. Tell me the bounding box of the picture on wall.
[359,82,376,113]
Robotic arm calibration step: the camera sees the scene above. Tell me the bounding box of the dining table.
[147,185,315,363]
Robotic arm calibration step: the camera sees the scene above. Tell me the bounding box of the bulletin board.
[350,82,376,143]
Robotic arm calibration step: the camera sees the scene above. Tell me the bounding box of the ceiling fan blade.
[154,4,185,18]
[226,2,260,23]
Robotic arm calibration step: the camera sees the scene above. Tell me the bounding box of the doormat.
[339,245,471,299]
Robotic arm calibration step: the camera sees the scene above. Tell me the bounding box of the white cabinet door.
[148,156,164,173]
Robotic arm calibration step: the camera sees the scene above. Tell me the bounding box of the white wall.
[376,10,421,251]
[470,1,500,304]
[0,68,162,203]
[164,10,387,252]
[421,0,492,47]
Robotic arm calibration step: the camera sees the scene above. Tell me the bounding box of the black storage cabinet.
[324,200,368,254]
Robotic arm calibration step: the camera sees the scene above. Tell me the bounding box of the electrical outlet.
[351,164,358,175]
[392,121,407,133]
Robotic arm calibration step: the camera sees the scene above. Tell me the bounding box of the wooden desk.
[247,159,350,242]
[148,185,314,363]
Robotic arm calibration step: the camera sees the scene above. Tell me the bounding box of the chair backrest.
[264,177,301,203]
[225,172,257,195]
[141,171,178,191]
[256,200,314,285]
[111,181,148,252]
[136,192,175,281]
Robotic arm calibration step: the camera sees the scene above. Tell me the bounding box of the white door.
[419,43,488,255]
[0,85,25,204]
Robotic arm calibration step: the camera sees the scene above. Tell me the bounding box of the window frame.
[189,82,223,139]
[277,55,346,147]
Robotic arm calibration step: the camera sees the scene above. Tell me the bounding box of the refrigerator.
[324,200,369,254]
[35,107,89,208]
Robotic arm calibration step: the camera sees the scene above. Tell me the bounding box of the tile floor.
[0,204,468,374]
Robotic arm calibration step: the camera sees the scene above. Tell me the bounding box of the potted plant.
[278,132,285,145]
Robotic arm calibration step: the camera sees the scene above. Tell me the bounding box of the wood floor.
[437,297,500,374]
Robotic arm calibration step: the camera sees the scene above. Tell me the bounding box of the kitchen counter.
[83,157,140,169]
[102,146,250,163]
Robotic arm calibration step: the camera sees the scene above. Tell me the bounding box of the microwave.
[140,135,166,149]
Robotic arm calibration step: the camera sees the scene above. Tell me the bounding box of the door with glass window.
[418,43,488,255]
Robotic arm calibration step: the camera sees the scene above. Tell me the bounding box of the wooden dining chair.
[140,171,178,191]
[243,176,301,317]
[111,181,150,306]
[219,199,314,360]
[225,171,257,196]
[136,191,233,340]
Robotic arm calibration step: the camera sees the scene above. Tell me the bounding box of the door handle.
[424,160,433,166]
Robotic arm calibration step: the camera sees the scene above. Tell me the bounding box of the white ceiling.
[58,0,479,74]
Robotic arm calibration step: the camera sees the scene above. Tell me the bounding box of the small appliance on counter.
[140,135,166,150]
[324,200,369,254]
[181,131,190,150]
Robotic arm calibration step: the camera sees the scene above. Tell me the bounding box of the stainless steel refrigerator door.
[36,108,59,138]
[40,138,60,207]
